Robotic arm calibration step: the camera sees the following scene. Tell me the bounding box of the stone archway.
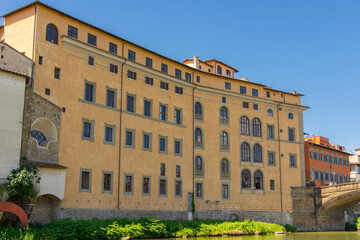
[29,194,61,224]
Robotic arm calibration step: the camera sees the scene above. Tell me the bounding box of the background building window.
[185,72,191,82]
[220,158,229,178]
[102,171,113,193]
[217,66,222,75]
[128,70,136,79]
[175,180,182,197]
[288,128,295,142]
[240,86,247,94]
[128,50,136,61]
[240,116,250,135]
[267,109,273,117]
[54,67,60,79]
[288,112,294,119]
[144,100,152,117]
[225,82,231,90]
[268,152,275,165]
[68,25,78,39]
[161,63,168,73]
[252,89,258,97]
[46,24,58,44]
[222,184,229,199]
[109,42,117,54]
[241,170,251,189]
[146,57,153,68]
[159,178,167,196]
[240,142,251,162]
[267,125,274,139]
[88,56,94,66]
[195,102,203,120]
[110,64,118,73]
[175,69,182,79]
[195,182,203,198]
[87,33,97,46]
[176,165,181,178]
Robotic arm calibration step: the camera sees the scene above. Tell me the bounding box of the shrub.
[6,164,40,199]
[345,221,357,231]
[284,224,297,232]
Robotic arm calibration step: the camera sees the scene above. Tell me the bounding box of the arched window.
[321,153,325,161]
[30,118,57,148]
[195,102,202,120]
[240,142,250,162]
[195,156,203,171]
[267,109,273,117]
[326,154,329,162]
[254,170,263,190]
[252,118,261,137]
[310,150,314,159]
[30,130,47,147]
[195,128,203,147]
[217,65,222,75]
[220,107,228,123]
[220,158,229,177]
[241,170,251,189]
[336,156,339,164]
[253,144,262,163]
[46,24,58,44]
[288,113,294,119]
[240,116,250,136]
[220,131,228,147]
[316,151,319,160]
[340,157,344,165]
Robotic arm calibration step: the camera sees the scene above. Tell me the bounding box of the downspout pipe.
[276,103,283,212]
[191,71,197,220]
[117,42,126,210]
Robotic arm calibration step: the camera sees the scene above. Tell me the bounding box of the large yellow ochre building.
[1,1,308,224]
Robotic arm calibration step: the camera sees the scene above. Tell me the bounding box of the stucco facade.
[1,1,308,223]
[349,148,360,182]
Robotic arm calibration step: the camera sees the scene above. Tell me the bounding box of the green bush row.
[0,218,288,240]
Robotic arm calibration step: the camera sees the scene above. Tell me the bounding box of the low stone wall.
[55,207,292,226]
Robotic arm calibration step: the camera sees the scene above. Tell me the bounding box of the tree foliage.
[6,164,41,198]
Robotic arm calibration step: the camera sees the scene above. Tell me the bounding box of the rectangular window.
[175,86,183,94]
[105,127,113,142]
[80,169,91,192]
[240,86,247,94]
[159,136,167,153]
[159,178,167,196]
[222,184,229,199]
[125,130,135,147]
[109,64,118,73]
[253,104,258,110]
[268,152,275,165]
[174,109,181,124]
[127,70,136,80]
[88,56,94,66]
[196,76,200,83]
[106,89,115,108]
[267,125,274,139]
[266,91,271,98]
[185,72,191,82]
[128,50,136,61]
[175,69,182,79]
[85,82,95,102]
[174,140,181,155]
[109,42,117,54]
[103,172,112,193]
[222,97,226,104]
[225,82,231,90]
[45,88,50,96]
[159,104,167,121]
[252,89,258,97]
[54,67,60,79]
[160,81,169,90]
[145,77,154,85]
[176,165,181,178]
[143,133,151,150]
[160,163,166,176]
[195,182,203,198]
[290,154,297,168]
[124,175,133,193]
[288,128,295,142]
[82,119,94,141]
[68,25,78,39]
[243,101,249,109]
[144,100,152,117]
[142,176,150,195]
[39,56,43,65]
[175,180,182,197]
[146,57,153,68]
[88,33,97,46]
[161,63,168,73]
[270,180,275,190]
[127,95,135,112]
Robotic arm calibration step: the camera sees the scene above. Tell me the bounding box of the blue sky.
[1,0,359,152]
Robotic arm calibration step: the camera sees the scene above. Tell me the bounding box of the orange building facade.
[304,136,351,188]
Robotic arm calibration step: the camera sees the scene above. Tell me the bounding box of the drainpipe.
[117,42,126,210]
[276,103,283,212]
[191,74,197,220]
[31,5,37,90]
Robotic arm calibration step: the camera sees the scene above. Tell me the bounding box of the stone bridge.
[292,182,360,231]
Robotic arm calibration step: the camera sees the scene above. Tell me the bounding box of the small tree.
[6,164,41,199]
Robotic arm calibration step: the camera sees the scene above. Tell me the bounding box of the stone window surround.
[142,131,152,151]
[158,176,168,197]
[84,79,96,103]
[220,157,231,180]
[221,182,230,200]
[102,170,113,194]
[174,138,183,157]
[81,118,95,142]
[158,135,168,154]
[104,123,116,145]
[195,181,204,199]
[123,173,134,195]
[174,106,183,125]
[289,153,297,168]
[143,97,153,118]
[126,92,136,113]
[79,168,92,193]
[106,86,117,108]
[142,175,151,196]
[125,128,136,149]
[174,178,183,198]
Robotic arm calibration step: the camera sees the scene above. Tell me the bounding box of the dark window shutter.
[134,72,137,80]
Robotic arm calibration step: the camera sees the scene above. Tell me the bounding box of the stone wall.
[21,89,62,163]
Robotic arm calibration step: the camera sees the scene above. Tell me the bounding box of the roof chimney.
[194,56,199,69]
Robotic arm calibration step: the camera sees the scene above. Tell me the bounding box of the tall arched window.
[254,170,263,190]
[217,65,222,75]
[240,142,250,162]
[310,150,314,159]
[46,24,58,44]
[195,128,202,146]
[253,144,262,163]
[267,109,273,117]
[321,153,325,161]
[220,107,228,123]
[240,116,250,136]
[241,169,251,189]
[336,156,339,164]
[252,118,261,137]
[195,102,202,120]
[220,131,228,148]
[195,156,203,171]
[288,113,294,119]
[220,158,229,177]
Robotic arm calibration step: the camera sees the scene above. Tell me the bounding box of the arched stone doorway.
[29,194,61,224]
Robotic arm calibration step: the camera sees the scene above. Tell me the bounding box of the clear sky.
[1,0,359,152]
